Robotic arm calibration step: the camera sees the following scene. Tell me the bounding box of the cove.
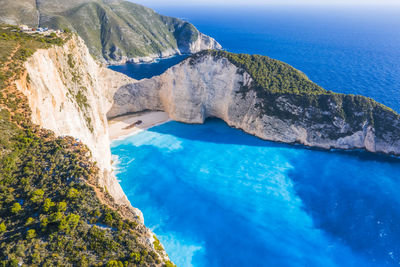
[111,119,400,267]
[108,55,188,80]
[109,6,400,266]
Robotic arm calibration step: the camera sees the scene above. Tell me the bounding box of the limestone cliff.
[108,52,400,156]
[7,30,170,264]
[15,34,135,206]
[123,30,221,64]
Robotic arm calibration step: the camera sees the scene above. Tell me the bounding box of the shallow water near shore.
[112,119,400,266]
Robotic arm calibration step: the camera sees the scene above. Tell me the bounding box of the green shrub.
[67,54,75,69]
[193,50,327,95]
[26,229,36,239]
[59,214,80,231]
[0,222,6,233]
[11,202,22,214]
[165,260,176,267]
[43,198,54,213]
[7,259,19,267]
[104,212,113,226]
[106,260,123,267]
[67,188,79,199]
[25,217,34,226]
[66,214,80,230]
[40,217,49,228]
[30,189,44,203]
[153,235,163,252]
[57,201,67,212]
[130,251,143,264]
[50,211,64,223]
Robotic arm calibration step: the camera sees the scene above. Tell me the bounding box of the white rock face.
[108,55,248,120]
[109,54,400,156]
[14,35,174,260]
[187,32,222,54]
[108,32,222,65]
[15,35,136,207]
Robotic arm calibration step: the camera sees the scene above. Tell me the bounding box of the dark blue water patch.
[289,156,400,266]
[108,54,189,80]
[112,119,400,267]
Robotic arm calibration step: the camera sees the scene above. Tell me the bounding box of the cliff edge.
[1,25,171,266]
[16,34,135,206]
[108,51,400,156]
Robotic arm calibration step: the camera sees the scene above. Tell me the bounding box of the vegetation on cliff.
[0,0,209,62]
[192,50,398,110]
[0,25,170,266]
[0,112,163,266]
[190,50,400,143]
[0,25,66,126]
[193,50,327,95]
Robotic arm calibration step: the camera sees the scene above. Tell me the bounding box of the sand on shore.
[108,111,170,141]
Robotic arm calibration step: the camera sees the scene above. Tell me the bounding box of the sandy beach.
[108,111,170,140]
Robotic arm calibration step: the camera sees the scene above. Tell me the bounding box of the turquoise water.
[112,119,400,266]
[110,6,400,266]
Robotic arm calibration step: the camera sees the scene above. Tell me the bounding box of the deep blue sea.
[111,6,400,266]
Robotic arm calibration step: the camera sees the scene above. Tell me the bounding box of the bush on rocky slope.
[190,50,400,142]
[0,25,168,266]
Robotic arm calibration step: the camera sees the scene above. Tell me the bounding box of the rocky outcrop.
[11,32,177,263]
[12,34,172,262]
[177,32,222,58]
[108,53,400,156]
[0,0,222,64]
[15,34,135,207]
[108,32,221,64]
[120,32,221,64]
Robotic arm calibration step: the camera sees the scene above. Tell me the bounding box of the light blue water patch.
[111,119,400,266]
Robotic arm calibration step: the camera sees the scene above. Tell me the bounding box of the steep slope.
[0,25,171,266]
[15,34,134,205]
[108,51,400,156]
[0,0,38,26]
[0,0,221,63]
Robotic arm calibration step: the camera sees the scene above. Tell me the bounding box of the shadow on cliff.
[146,117,400,164]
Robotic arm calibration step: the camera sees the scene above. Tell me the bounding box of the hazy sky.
[131,0,400,6]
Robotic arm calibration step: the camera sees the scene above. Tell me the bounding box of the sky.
[131,0,400,6]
